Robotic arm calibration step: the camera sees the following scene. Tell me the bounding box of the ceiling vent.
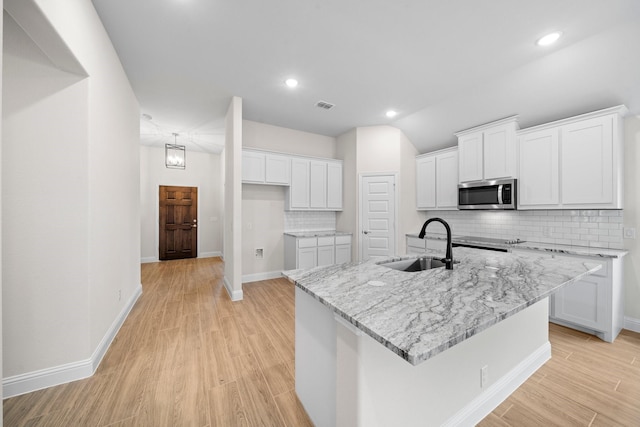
[315,100,335,110]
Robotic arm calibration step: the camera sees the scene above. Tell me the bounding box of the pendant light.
[165,133,186,169]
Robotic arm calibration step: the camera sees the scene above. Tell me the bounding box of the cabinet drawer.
[317,236,335,246]
[298,238,317,248]
[335,235,351,245]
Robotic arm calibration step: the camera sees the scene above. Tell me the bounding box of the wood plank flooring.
[4,257,640,426]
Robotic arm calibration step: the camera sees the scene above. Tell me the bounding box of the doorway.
[359,174,396,260]
[159,185,198,260]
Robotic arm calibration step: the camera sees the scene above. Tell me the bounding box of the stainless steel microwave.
[458,178,517,210]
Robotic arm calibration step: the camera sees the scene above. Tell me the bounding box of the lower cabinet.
[512,249,624,342]
[285,234,352,270]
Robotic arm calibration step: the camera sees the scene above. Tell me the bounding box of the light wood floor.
[4,257,640,426]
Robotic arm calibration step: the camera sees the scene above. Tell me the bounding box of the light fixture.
[386,110,398,118]
[166,133,186,169]
[536,31,562,46]
[285,78,298,88]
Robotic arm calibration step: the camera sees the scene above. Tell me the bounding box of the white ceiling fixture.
[536,31,563,46]
[386,110,398,118]
[165,133,186,169]
[285,78,298,88]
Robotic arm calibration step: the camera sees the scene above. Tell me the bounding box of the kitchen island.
[283,247,601,427]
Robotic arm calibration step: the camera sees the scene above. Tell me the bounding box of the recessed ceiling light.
[386,110,398,118]
[536,31,562,46]
[285,78,298,88]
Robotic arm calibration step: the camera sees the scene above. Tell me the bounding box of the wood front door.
[159,185,198,260]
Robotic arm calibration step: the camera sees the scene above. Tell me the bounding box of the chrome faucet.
[418,218,454,270]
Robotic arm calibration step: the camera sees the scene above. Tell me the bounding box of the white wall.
[1,0,5,417]
[2,0,140,393]
[140,146,223,262]
[224,97,243,300]
[336,128,358,259]
[241,120,337,279]
[624,115,640,321]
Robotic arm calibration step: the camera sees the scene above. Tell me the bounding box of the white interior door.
[360,175,396,260]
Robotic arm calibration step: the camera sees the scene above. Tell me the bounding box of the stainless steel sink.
[378,257,459,272]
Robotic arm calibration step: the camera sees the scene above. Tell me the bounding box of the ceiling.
[91,0,640,155]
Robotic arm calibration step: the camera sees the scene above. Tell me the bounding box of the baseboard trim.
[140,256,157,264]
[223,276,243,301]
[442,341,551,427]
[242,270,283,283]
[199,251,222,258]
[624,316,640,333]
[2,284,143,399]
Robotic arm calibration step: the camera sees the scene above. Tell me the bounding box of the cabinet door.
[290,158,310,209]
[335,244,351,264]
[265,153,290,185]
[552,276,608,332]
[436,151,458,208]
[310,161,327,209]
[416,156,436,209]
[484,123,516,180]
[317,245,335,267]
[458,132,483,182]
[298,247,317,270]
[518,129,559,207]
[242,151,265,183]
[560,116,613,205]
[327,162,343,210]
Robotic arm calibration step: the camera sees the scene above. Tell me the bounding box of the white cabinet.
[310,161,328,209]
[327,162,343,210]
[286,158,343,211]
[416,147,458,210]
[518,128,559,207]
[242,149,290,185]
[512,248,624,342]
[285,234,352,270]
[289,158,310,209]
[517,105,626,210]
[456,117,519,183]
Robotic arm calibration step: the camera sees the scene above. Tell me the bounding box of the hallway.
[3,258,312,426]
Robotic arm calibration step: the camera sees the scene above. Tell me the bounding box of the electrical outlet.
[624,227,636,239]
[481,365,489,388]
[255,248,264,259]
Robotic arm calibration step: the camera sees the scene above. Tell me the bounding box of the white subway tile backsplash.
[419,209,624,249]
[284,211,336,232]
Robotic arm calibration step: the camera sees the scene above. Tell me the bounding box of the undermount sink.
[378,257,459,272]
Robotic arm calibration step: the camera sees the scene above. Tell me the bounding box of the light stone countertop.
[284,230,352,238]
[283,247,601,366]
[405,233,628,259]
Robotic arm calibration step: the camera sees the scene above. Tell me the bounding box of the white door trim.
[358,173,398,261]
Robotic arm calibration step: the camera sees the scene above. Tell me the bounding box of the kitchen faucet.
[418,218,454,270]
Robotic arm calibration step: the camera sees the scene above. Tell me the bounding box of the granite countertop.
[284,230,352,238]
[405,233,627,259]
[283,247,600,366]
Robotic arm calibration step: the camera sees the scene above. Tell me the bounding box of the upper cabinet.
[242,148,343,211]
[518,105,626,210]
[416,147,458,210]
[455,117,519,182]
[242,149,290,185]
[285,157,343,211]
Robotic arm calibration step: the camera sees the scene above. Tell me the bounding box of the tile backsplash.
[418,210,624,249]
[284,211,336,232]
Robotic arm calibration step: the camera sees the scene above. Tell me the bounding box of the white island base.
[296,287,551,427]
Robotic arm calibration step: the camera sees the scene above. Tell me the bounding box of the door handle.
[363,230,370,235]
